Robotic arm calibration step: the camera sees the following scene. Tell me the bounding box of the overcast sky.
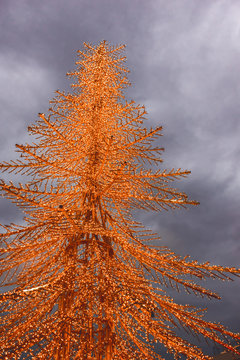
[1,0,240,357]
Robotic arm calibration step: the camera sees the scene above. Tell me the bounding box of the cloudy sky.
[1,0,240,357]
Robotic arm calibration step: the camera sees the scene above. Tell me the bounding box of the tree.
[0,41,240,360]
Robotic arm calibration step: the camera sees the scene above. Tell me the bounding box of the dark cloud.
[0,0,240,357]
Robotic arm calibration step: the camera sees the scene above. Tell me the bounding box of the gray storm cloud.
[0,0,239,357]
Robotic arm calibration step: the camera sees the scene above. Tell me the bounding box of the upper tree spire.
[0,41,240,360]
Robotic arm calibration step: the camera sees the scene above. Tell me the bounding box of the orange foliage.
[1,41,240,359]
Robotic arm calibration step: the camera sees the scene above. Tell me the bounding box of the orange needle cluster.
[0,41,240,359]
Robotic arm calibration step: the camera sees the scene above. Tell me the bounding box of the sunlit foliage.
[1,41,240,359]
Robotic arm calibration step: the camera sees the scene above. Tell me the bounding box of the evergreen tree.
[0,41,240,359]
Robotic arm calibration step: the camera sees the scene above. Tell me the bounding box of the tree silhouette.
[0,41,240,360]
